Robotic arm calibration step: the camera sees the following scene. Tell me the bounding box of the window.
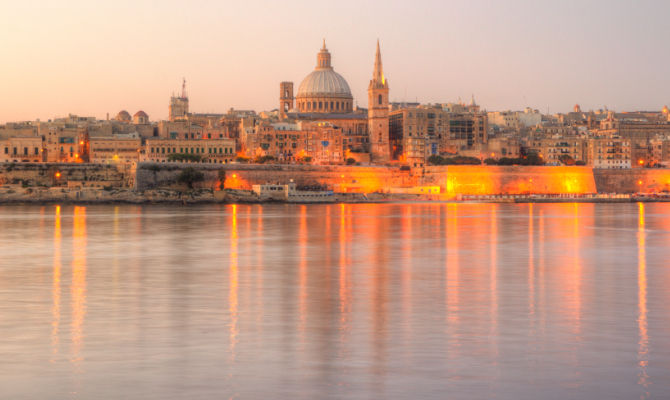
[3,147,7,154]
[34,147,39,155]
[378,94,382,105]
[319,101,323,110]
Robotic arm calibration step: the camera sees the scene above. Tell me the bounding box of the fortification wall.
[0,163,131,188]
[5,162,670,197]
[135,162,226,191]
[218,164,416,192]
[422,166,597,197]
[593,169,670,193]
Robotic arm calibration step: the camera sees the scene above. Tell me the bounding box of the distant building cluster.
[2,40,670,170]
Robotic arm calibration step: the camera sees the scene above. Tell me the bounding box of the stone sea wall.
[135,162,226,191]
[0,162,132,188]
[422,166,598,197]
[3,162,670,199]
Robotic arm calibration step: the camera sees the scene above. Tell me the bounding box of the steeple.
[371,39,386,88]
[368,39,390,163]
[181,77,188,99]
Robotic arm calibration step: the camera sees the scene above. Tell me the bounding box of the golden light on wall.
[441,166,596,198]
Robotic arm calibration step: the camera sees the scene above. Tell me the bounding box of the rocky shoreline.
[1,185,668,205]
[0,186,426,204]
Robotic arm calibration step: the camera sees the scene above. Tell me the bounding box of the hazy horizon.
[1,0,669,123]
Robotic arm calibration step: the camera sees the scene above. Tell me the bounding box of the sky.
[1,0,669,123]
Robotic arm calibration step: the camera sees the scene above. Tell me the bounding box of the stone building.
[525,137,588,165]
[587,137,631,169]
[242,121,346,164]
[1,137,43,163]
[389,106,488,167]
[143,138,236,163]
[89,134,142,164]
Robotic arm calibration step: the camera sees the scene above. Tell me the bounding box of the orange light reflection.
[229,204,239,360]
[70,206,87,370]
[51,205,62,360]
[637,203,650,397]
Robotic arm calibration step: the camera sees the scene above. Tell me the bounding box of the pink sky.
[1,0,669,123]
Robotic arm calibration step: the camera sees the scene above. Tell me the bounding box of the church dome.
[297,70,352,99]
[295,41,353,113]
[115,110,131,121]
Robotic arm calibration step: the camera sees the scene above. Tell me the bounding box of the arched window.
[284,89,289,98]
[319,101,323,110]
[378,94,382,105]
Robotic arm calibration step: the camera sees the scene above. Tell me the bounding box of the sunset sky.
[1,0,669,123]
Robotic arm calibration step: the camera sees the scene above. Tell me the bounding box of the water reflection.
[528,204,535,320]
[490,205,499,363]
[298,205,307,344]
[638,203,650,398]
[51,205,61,360]
[70,206,87,376]
[1,203,669,399]
[445,204,460,360]
[229,204,238,360]
[338,204,351,341]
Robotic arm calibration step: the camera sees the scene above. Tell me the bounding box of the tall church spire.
[368,40,390,163]
[372,39,386,86]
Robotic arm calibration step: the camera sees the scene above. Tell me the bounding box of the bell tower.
[279,82,294,119]
[368,40,390,163]
[169,78,189,122]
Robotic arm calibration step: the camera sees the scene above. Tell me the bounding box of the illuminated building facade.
[89,135,141,164]
[142,138,236,163]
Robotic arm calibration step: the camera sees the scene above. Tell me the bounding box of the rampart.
[0,163,132,188]
[2,162,670,198]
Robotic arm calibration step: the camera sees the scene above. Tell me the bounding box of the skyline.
[2,0,670,123]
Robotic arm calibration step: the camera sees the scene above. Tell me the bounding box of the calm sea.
[0,203,669,399]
